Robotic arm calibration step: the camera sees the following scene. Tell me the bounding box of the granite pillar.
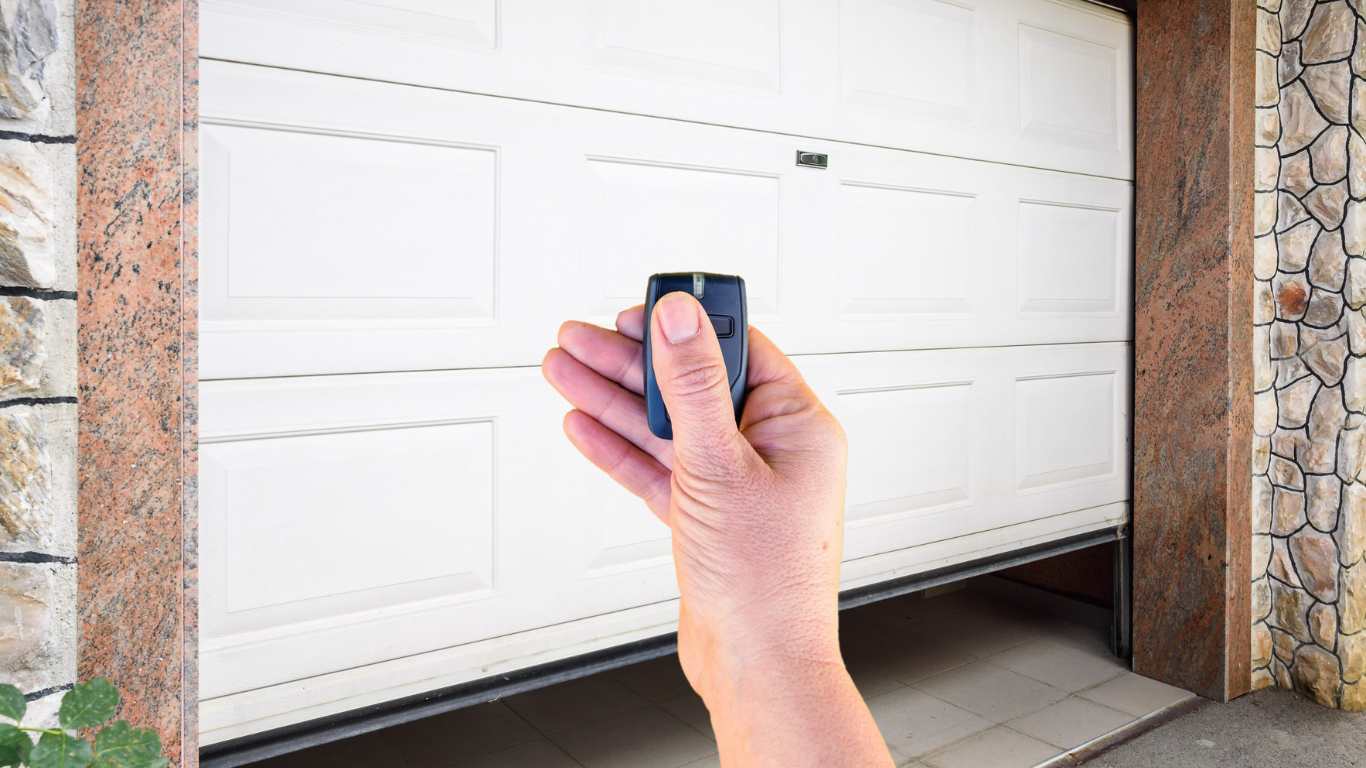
[75,1,197,765]
[1133,0,1256,702]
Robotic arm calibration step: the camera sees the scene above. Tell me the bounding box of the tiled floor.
[251,588,1195,768]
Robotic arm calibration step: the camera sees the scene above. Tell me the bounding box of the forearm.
[705,653,894,768]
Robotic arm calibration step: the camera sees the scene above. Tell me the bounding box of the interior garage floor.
[247,584,1195,768]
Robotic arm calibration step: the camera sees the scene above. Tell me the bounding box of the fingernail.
[656,292,701,344]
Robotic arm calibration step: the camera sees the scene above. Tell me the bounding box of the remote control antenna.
[693,272,705,300]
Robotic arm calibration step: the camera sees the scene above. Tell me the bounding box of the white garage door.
[197,0,1133,744]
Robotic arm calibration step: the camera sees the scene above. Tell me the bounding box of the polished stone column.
[1133,0,1256,702]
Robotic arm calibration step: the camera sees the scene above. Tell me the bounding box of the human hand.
[543,291,892,767]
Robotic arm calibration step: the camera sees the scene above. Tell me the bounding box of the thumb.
[650,291,749,469]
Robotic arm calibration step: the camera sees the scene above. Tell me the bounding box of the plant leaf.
[0,687,24,723]
[92,721,164,768]
[30,732,91,768]
[0,724,32,767]
[59,680,119,731]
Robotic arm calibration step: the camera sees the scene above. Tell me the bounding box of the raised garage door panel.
[201,61,1130,379]
[200,0,1132,179]
[199,342,1128,702]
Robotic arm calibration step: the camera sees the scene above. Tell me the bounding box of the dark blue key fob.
[644,272,748,440]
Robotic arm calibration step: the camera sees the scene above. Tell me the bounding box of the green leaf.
[0,687,24,723]
[29,732,91,768]
[0,724,32,767]
[59,680,119,731]
[92,721,164,768]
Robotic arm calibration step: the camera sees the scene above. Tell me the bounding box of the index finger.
[744,327,809,388]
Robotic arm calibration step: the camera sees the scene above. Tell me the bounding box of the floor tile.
[865,686,993,761]
[913,660,1068,723]
[1077,672,1196,717]
[659,691,715,740]
[679,754,722,768]
[1047,621,1113,658]
[254,732,408,768]
[609,655,695,703]
[448,738,581,768]
[1009,698,1134,750]
[850,631,977,685]
[922,726,1061,768]
[986,636,1128,693]
[847,662,906,699]
[503,673,649,735]
[548,705,717,768]
[380,702,538,768]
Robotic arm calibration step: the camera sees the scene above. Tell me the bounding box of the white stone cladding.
[1252,0,1366,709]
[0,0,75,730]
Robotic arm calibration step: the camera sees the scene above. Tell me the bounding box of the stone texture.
[0,560,66,691]
[1340,482,1366,564]
[1292,528,1342,601]
[1311,602,1339,650]
[1258,280,1278,324]
[1273,580,1314,641]
[1307,385,1348,472]
[0,142,54,288]
[76,0,199,761]
[1342,631,1366,682]
[1283,38,1305,85]
[0,295,43,397]
[1342,561,1366,633]
[1256,326,1274,391]
[1283,80,1332,153]
[1355,130,1366,199]
[1274,487,1308,535]
[0,0,57,120]
[1278,217,1318,271]
[1301,331,1349,383]
[1306,180,1349,229]
[0,407,49,551]
[1307,474,1342,531]
[1302,1,1356,63]
[1257,147,1281,192]
[1303,61,1352,124]
[1283,0,1316,41]
[1346,357,1366,412]
[1255,577,1274,621]
[1279,373,1321,427]
[1344,680,1366,709]
[1337,422,1366,480]
[1273,319,1300,356]
[1259,106,1282,145]
[1257,534,1276,577]
[1272,453,1306,489]
[1348,258,1366,307]
[1273,627,1298,664]
[1278,192,1311,233]
[1295,643,1342,706]
[1254,622,1275,667]
[1281,149,1315,196]
[1347,200,1366,257]
[1258,389,1281,437]
[1310,229,1348,290]
[1275,270,1312,321]
[1259,50,1281,107]
[1305,288,1346,326]
[1311,125,1349,183]
[1259,6,1284,56]
[1258,192,1278,238]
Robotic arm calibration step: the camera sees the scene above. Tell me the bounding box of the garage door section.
[198,0,1133,745]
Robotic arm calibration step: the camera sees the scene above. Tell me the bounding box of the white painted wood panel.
[201,0,1132,179]
[199,342,1129,708]
[200,61,1131,379]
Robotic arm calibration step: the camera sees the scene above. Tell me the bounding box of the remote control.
[643,272,748,440]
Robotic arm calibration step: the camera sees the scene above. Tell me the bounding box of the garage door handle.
[796,151,828,168]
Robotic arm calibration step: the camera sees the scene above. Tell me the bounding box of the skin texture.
[542,292,894,768]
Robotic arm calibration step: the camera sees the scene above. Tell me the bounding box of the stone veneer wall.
[0,0,78,730]
[1251,0,1366,708]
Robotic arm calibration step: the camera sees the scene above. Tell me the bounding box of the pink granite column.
[1133,0,1256,702]
[75,2,197,766]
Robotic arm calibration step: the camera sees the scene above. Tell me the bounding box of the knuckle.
[667,358,729,398]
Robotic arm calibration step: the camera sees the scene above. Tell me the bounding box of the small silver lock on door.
[796,151,828,168]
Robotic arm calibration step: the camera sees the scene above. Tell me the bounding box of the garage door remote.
[644,272,748,440]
